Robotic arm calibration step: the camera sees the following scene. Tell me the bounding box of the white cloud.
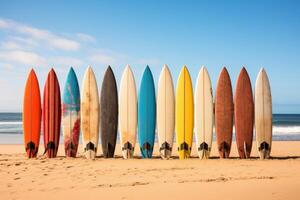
[1,40,23,49]
[0,50,47,66]
[0,19,10,28]
[0,18,80,51]
[76,33,96,42]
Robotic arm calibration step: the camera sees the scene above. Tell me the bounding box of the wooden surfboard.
[157,65,175,159]
[175,66,194,160]
[81,66,100,159]
[62,67,80,157]
[43,68,61,158]
[23,69,41,158]
[138,66,156,158]
[119,65,137,159]
[215,67,233,158]
[234,67,254,158]
[255,68,272,159]
[100,66,118,158]
[195,66,213,159]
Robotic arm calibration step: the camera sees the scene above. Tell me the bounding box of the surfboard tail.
[159,142,172,159]
[43,141,58,158]
[140,142,153,158]
[178,142,191,159]
[198,150,210,159]
[26,141,38,158]
[258,142,271,159]
[122,142,134,159]
[65,142,77,158]
[85,150,96,159]
[219,142,230,159]
[103,143,115,158]
[84,142,97,159]
[197,142,210,159]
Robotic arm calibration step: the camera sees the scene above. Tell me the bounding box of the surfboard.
[138,66,156,158]
[234,67,254,158]
[255,68,272,159]
[157,65,175,159]
[119,65,137,159]
[175,66,194,160]
[215,67,233,158]
[23,69,41,158]
[100,66,118,158]
[43,68,61,158]
[62,67,80,158]
[81,66,100,159]
[195,66,213,159]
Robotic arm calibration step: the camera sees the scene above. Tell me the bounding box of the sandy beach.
[0,141,299,200]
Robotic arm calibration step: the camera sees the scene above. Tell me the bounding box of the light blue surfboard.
[63,67,80,110]
[62,67,80,157]
[138,66,156,158]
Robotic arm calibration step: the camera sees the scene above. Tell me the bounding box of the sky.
[0,0,300,113]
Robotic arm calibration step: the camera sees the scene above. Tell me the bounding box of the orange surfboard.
[23,69,41,158]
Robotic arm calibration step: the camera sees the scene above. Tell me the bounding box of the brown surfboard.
[215,67,233,158]
[234,67,254,158]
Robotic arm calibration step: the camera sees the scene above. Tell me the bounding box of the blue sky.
[0,0,300,113]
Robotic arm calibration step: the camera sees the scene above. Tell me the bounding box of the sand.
[1,141,300,200]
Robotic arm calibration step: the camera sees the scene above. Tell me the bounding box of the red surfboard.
[215,67,234,158]
[234,67,254,158]
[43,68,61,158]
[23,69,41,158]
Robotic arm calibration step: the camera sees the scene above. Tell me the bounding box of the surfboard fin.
[85,142,96,152]
[65,142,76,157]
[43,141,56,157]
[140,142,153,158]
[198,142,209,151]
[258,142,270,159]
[26,141,37,158]
[219,142,230,158]
[122,142,134,159]
[198,142,210,159]
[178,142,190,151]
[103,143,115,158]
[159,142,172,159]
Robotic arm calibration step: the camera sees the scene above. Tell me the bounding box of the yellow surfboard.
[176,66,194,159]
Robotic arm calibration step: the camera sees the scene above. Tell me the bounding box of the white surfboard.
[195,66,214,159]
[81,66,100,159]
[157,65,175,159]
[119,65,137,159]
[255,68,272,159]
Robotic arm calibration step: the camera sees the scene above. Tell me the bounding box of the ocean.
[0,113,300,144]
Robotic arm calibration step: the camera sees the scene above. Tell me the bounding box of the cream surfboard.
[255,68,272,159]
[175,66,194,160]
[119,65,137,159]
[81,66,100,159]
[195,66,213,159]
[157,64,175,159]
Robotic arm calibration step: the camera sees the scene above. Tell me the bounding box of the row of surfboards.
[23,65,272,160]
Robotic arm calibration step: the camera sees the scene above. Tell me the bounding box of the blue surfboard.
[138,66,156,158]
[62,67,80,157]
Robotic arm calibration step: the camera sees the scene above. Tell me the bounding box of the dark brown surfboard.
[43,68,61,158]
[100,66,118,158]
[215,67,234,158]
[234,67,254,158]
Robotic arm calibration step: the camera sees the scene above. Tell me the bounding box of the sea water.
[0,112,300,144]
